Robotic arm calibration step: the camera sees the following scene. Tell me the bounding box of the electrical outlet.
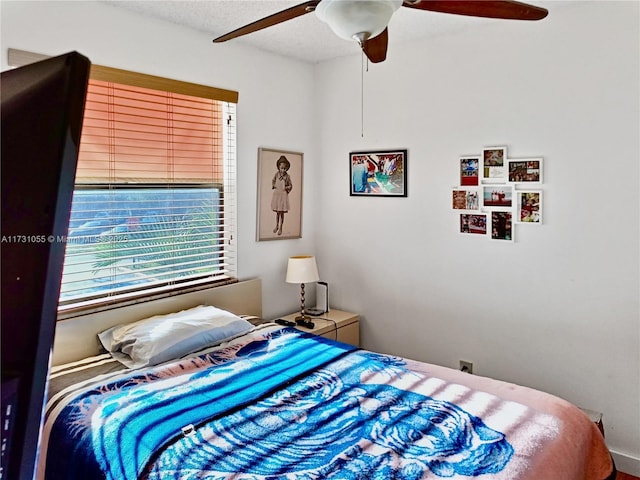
[459,360,473,374]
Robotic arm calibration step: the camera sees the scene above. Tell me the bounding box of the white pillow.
[98,305,253,368]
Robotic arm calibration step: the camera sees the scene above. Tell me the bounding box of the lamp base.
[295,316,315,329]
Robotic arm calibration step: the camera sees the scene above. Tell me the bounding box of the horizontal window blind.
[58,74,237,309]
[76,80,225,183]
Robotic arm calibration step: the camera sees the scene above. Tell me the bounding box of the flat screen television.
[1,51,90,480]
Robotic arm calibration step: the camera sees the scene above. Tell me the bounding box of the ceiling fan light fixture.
[316,0,402,43]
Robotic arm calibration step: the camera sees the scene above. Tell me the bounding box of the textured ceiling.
[101,0,554,64]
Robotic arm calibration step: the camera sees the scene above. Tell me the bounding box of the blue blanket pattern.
[47,328,355,480]
[48,329,514,480]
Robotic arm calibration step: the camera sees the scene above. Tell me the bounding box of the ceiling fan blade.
[362,29,389,64]
[213,1,321,43]
[402,0,548,21]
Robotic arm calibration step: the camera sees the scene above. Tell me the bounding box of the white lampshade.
[315,0,402,42]
[286,255,320,284]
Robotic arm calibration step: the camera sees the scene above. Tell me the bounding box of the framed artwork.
[490,210,514,242]
[482,185,513,208]
[452,187,480,210]
[481,146,507,184]
[516,190,543,224]
[256,147,303,241]
[350,149,407,197]
[459,213,488,236]
[459,156,479,186]
[508,158,543,184]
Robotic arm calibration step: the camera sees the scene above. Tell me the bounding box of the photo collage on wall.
[453,146,543,242]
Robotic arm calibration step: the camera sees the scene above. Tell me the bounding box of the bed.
[40,279,615,480]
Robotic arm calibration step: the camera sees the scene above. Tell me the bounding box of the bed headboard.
[51,278,262,366]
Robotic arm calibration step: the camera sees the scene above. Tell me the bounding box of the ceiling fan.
[213,0,548,63]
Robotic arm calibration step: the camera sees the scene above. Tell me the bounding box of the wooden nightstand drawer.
[334,320,359,346]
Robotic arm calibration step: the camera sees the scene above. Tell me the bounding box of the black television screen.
[1,51,90,480]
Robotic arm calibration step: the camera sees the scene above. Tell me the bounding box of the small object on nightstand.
[279,309,359,346]
[242,315,269,326]
[275,319,296,327]
[295,318,315,329]
[315,281,329,314]
[305,307,324,316]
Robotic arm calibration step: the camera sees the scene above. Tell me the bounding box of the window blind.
[57,74,237,309]
[76,80,226,183]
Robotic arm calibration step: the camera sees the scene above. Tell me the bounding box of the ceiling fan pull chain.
[361,49,365,138]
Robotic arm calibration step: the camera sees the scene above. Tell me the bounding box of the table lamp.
[286,255,319,328]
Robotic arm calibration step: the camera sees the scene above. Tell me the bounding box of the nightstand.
[579,408,604,437]
[278,309,360,347]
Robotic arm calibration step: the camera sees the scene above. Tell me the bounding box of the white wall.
[314,1,639,473]
[2,0,638,473]
[0,0,318,319]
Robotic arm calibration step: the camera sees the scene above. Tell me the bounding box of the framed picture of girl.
[256,147,303,241]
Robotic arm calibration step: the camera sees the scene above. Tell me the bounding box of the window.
[58,68,238,310]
